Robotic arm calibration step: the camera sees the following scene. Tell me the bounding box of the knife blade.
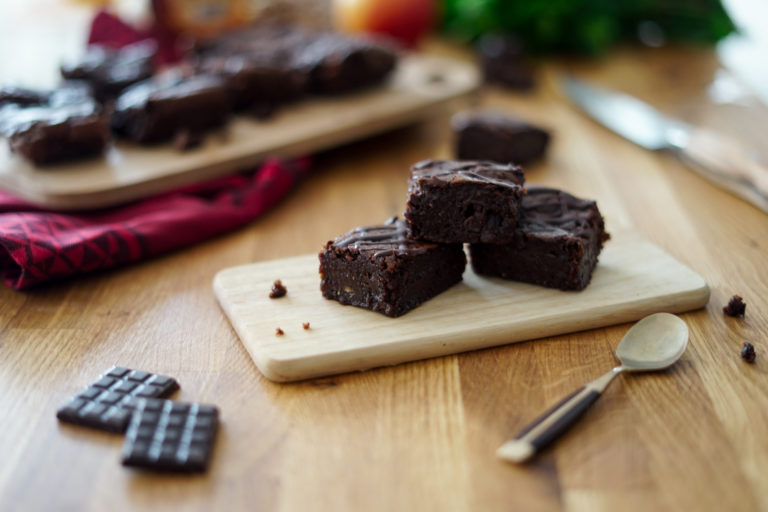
[562,76,768,214]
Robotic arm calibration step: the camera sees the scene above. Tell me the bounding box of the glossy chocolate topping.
[520,186,604,239]
[411,159,525,189]
[331,218,436,257]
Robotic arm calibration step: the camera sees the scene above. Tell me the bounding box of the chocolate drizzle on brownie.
[519,186,610,243]
[333,217,436,258]
[411,160,525,189]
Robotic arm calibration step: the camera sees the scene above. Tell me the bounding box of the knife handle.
[678,128,768,214]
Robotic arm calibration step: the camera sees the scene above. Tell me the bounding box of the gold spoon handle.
[497,366,624,463]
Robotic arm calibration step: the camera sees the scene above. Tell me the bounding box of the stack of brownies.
[319,159,609,317]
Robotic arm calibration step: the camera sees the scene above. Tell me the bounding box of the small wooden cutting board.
[213,231,710,382]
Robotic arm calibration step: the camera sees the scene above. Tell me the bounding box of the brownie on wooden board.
[452,111,550,164]
[60,41,156,102]
[111,72,229,144]
[469,186,609,290]
[404,159,526,244]
[0,83,108,166]
[319,218,466,317]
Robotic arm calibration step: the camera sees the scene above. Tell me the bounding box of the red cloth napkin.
[0,158,310,290]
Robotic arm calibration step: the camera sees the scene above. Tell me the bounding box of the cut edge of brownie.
[319,218,466,317]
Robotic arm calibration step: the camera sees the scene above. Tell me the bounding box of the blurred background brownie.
[0,86,50,108]
[452,111,551,164]
[111,71,229,144]
[319,218,465,317]
[404,159,526,244]
[0,82,108,166]
[61,41,157,103]
[477,34,534,90]
[469,186,609,290]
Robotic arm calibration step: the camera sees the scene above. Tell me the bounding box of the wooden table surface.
[1,3,767,511]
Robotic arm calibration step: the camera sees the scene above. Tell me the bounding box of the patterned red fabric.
[0,158,310,290]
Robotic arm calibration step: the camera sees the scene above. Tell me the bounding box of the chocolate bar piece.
[56,367,180,433]
[319,217,466,317]
[112,72,229,144]
[60,41,156,102]
[404,159,526,244]
[452,111,550,164]
[469,186,609,290]
[121,398,219,472]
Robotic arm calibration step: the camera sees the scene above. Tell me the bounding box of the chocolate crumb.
[275,327,284,336]
[269,280,287,299]
[302,322,310,330]
[723,295,746,317]
[741,342,756,363]
[173,130,203,151]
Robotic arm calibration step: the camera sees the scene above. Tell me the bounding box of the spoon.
[496,312,689,463]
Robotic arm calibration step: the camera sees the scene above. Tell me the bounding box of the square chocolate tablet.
[56,367,180,433]
[404,160,526,244]
[469,186,609,290]
[121,398,219,472]
[319,218,466,317]
[452,111,550,164]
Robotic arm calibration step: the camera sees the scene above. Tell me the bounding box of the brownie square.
[404,159,526,244]
[469,186,609,290]
[452,111,550,164]
[60,41,156,102]
[196,54,307,113]
[319,218,466,317]
[476,34,534,90]
[1,90,109,166]
[111,71,230,144]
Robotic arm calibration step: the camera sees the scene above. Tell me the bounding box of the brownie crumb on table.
[269,280,287,298]
[302,322,310,330]
[319,217,466,317]
[741,342,756,363]
[275,327,284,336]
[469,186,609,290]
[404,160,526,244]
[723,295,746,317]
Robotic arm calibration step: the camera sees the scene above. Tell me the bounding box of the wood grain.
[1,4,768,511]
[214,233,709,381]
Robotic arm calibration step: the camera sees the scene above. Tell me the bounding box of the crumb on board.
[270,280,287,299]
[275,327,284,336]
[723,295,746,317]
[302,322,310,330]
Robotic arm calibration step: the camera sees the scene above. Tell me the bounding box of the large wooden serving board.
[0,54,478,210]
[213,231,710,382]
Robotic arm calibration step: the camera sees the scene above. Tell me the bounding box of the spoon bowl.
[617,313,689,371]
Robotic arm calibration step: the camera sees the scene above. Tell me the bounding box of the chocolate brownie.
[111,71,229,144]
[319,218,466,317]
[469,186,609,290]
[452,112,550,164]
[477,34,534,90]
[404,160,526,244]
[196,54,306,112]
[0,87,108,166]
[197,25,397,96]
[292,33,397,94]
[61,41,156,102]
